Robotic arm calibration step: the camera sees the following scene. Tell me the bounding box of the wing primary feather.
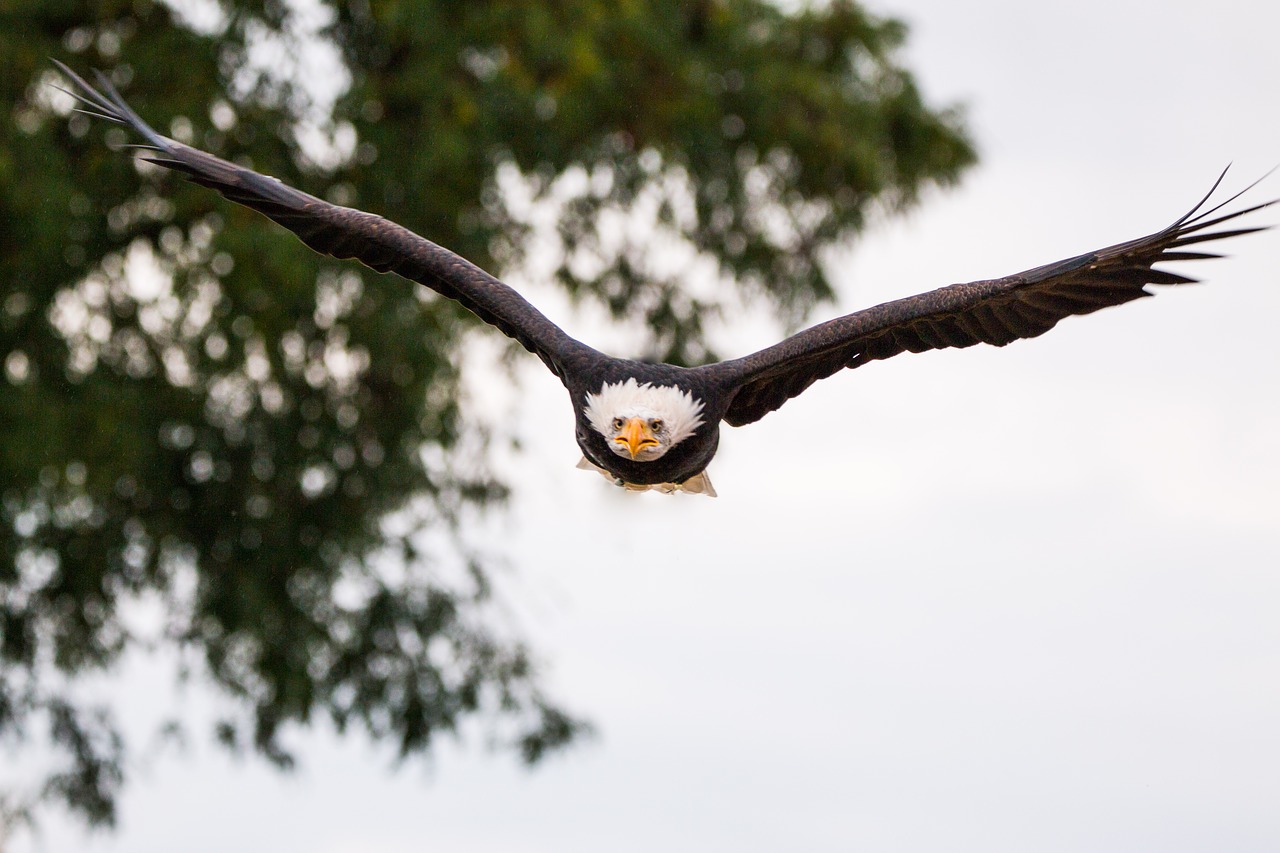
[50,74,117,114]
[1168,164,1234,229]
[1173,164,1277,229]
[1142,269,1200,286]
[71,107,125,124]
[1172,226,1270,247]
[1156,251,1222,262]
[1175,199,1276,236]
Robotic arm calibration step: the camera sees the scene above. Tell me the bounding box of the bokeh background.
[4,0,1279,851]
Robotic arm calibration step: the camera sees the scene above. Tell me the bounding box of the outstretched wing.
[53,61,599,382]
[711,171,1273,427]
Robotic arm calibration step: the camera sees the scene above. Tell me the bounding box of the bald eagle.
[55,63,1272,497]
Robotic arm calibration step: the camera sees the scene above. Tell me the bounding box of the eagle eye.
[650,418,664,432]
[611,417,625,431]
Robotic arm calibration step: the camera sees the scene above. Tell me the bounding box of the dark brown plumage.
[712,183,1270,426]
[55,61,1273,494]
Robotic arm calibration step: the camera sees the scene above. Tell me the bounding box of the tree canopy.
[0,0,974,831]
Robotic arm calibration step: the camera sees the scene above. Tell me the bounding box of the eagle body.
[55,62,1273,497]
[566,362,726,490]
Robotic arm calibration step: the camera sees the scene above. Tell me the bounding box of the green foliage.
[0,0,974,831]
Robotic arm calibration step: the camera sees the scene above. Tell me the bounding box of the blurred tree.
[0,0,974,832]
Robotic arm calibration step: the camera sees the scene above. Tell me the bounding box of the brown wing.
[711,170,1273,427]
[54,61,599,382]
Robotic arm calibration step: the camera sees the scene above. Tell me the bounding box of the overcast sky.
[16,1,1280,851]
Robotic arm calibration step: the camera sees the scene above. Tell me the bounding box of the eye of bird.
[650,419,663,433]
[612,417,625,431]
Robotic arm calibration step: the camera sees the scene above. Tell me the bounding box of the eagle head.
[583,378,705,463]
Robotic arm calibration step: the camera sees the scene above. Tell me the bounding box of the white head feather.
[583,378,705,461]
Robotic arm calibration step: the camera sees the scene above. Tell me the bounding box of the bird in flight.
[55,62,1272,497]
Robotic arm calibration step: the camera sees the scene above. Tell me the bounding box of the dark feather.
[713,169,1274,427]
[53,60,599,384]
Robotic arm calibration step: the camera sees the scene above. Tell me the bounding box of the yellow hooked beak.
[614,417,659,459]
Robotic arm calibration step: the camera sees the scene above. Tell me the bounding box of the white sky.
[16,1,1280,851]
